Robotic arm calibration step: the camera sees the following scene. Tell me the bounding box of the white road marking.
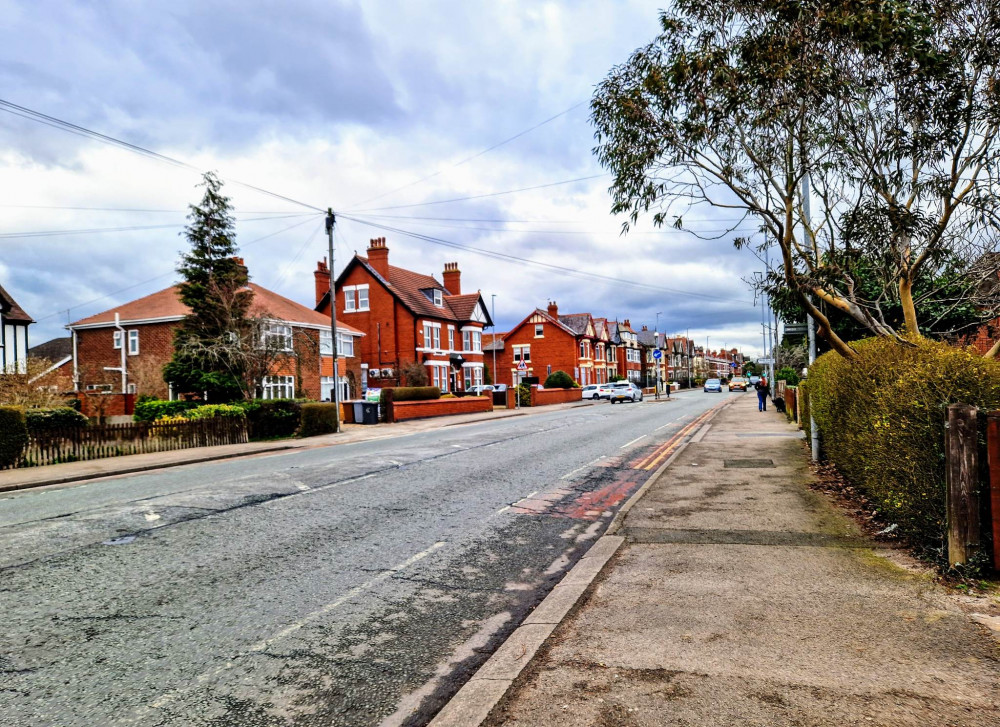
[620,435,647,449]
[524,490,538,499]
[296,484,310,491]
[654,422,676,432]
[495,505,510,515]
[143,511,161,522]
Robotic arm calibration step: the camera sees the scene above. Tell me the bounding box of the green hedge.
[235,399,302,439]
[186,404,246,421]
[299,403,340,437]
[0,407,28,468]
[134,399,198,422]
[390,386,441,402]
[809,338,1000,558]
[23,407,88,431]
[544,370,575,389]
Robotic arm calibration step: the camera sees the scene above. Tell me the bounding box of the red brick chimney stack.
[367,237,390,279]
[314,257,330,307]
[442,262,461,295]
[547,301,558,318]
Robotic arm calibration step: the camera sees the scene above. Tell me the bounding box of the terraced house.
[315,237,493,393]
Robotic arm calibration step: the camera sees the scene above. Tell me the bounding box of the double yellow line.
[632,408,715,471]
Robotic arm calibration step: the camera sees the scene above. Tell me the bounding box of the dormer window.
[422,288,444,307]
[434,289,443,306]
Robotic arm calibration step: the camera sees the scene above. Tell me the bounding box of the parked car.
[468,384,495,396]
[610,381,643,403]
[728,377,748,392]
[704,378,723,393]
[748,375,761,388]
[492,384,509,393]
[581,384,602,400]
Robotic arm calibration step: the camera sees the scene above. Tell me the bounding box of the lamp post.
[655,312,662,397]
[491,294,497,392]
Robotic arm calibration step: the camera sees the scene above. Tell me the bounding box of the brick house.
[0,283,32,374]
[28,337,74,392]
[637,327,667,388]
[611,319,642,383]
[68,281,363,415]
[593,318,619,382]
[664,336,695,384]
[491,302,604,387]
[314,237,493,393]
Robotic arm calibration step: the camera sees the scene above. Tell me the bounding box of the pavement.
[0,399,599,493]
[435,392,1000,726]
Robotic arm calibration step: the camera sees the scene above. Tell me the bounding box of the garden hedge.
[133,399,198,422]
[185,404,246,421]
[299,403,340,437]
[23,407,88,431]
[544,370,575,389]
[390,386,441,402]
[0,406,28,468]
[808,337,1000,558]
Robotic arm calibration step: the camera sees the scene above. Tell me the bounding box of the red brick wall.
[530,387,583,406]
[495,318,579,387]
[75,322,176,400]
[391,396,492,421]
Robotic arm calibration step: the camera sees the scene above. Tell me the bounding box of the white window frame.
[472,330,481,352]
[534,323,544,338]
[433,289,443,307]
[262,375,295,400]
[357,285,369,311]
[127,329,139,356]
[113,330,123,349]
[448,326,455,351]
[343,285,357,312]
[320,329,333,355]
[513,345,531,363]
[338,332,354,358]
[462,330,471,351]
[264,323,293,352]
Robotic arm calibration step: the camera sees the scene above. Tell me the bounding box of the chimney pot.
[367,236,390,278]
[442,261,461,295]
[547,301,559,318]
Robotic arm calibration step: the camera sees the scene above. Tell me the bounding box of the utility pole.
[655,312,661,399]
[686,327,692,388]
[325,209,341,434]
[802,175,819,461]
[491,294,497,390]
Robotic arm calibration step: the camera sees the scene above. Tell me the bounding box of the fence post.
[987,411,1000,571]
[946,404,980,567]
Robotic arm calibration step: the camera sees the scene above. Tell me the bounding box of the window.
[357,285,369,310]
[86,383,112,392]
[264,323,293,351]
[434,289,443,307]
[513,345,531,362]
[472,331,481,352]
[534,324,544,337]
[462,330,471,350]
[262,375,295,399]
[448,326,455,351]
[126,383,137,394]
[464,368,473,390]
[338,332,354,358]
[320,330,333,355]
[432,326,441,349]
[113,330,122,349]
[127,330,139,356]
[343,285,369,312]
[474,367,483,387]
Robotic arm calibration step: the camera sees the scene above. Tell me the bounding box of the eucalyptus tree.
[592,0,1000,358]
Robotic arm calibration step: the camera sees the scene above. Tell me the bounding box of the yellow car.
[729,377,748,392]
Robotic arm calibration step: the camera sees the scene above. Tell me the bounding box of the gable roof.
[69,283,364,335]
[558,313,594,337]
[29,336,72,362]
[329,254,492,326]
[0,284,33,323]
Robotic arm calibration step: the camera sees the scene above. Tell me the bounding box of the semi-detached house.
[314,237,493,393]
[0,283,32,374]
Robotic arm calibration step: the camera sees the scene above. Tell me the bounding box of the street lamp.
[491,294,497,392]
[654,312,662,397]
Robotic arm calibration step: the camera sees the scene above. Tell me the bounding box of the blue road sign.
[652,349,662,360]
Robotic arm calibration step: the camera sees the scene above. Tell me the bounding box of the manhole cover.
[724,459,775,469]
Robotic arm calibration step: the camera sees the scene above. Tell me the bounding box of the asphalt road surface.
[0,390,738,727]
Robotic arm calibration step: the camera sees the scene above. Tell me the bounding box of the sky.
[0,0,775,358]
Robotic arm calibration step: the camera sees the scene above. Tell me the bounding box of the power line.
[0,204,316,214]
[0,98,325,213]
[350,100,588,207]
[347,173,608,212]
[0,213,316,240]
[267,221,325,290]
[338,214,748,304]
[31,215,321,324]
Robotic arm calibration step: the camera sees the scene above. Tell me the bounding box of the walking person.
[755,376,770,412]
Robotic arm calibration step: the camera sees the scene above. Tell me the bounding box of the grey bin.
[358,401,380,425]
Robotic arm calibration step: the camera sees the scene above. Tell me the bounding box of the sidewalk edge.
[428,396,739,727]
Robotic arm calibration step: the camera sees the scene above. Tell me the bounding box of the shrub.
[186,404,246,420]
[544,370,575,389]
[231,399,302,439]
[391,386,441,402]
[134,399,198,422]
[809,338,1000,560]
[440,393,456,399]
[299,403,341,437]
[23,407,88,431]
[0,407,27,467]
[401,361,429,387]
[516,383,531,407]
[775,366,800,387]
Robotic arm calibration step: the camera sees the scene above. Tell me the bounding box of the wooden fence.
[9,417,249,469]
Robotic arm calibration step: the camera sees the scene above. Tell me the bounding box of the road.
[0,390,737,727]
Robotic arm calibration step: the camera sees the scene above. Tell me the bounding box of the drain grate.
[723,459,775,469]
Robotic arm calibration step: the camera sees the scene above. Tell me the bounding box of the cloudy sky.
[0,0,774,357]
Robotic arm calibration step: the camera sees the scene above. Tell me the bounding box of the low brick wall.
[529,387,583,407]
[391,396,493,422]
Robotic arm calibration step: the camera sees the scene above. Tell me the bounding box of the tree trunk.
[985,339,1000,360]
[899,274,921,339]
[800,292,858,360]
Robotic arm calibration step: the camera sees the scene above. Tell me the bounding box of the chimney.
[641,325,648,331]
[442,262,461,295]
[367,236,390,279]
[314,257,330,307]
[547,300,558,318]
[623,318,631,329]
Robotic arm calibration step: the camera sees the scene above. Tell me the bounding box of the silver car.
[610,381,643,403]
[704,378,723,392]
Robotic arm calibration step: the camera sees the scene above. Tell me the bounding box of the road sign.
[652,349,662,360]
[757,358,774,364]
[730,361,737,368]
[517,360,527,372]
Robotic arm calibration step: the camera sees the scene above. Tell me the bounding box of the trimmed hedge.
[390,386,441,402]
[186,404,246,421]
[236,399,302,440]
[24,407,88,431]
[0,407,28,468]
[134,399,198,422]
[299,403,340,437]
[809,338,1000,558]
[544,370,575,389]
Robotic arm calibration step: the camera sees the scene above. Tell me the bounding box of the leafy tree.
[164,173,252,400]
[401,361,429,387]
[592,0,1000,358]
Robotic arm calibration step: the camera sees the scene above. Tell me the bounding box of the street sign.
[652,349,662,360]
[517,360,527,372]
[757,358,774,364]
[730,361,737,368]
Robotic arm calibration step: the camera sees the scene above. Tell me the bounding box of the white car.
[581,384,602,400]
[468,385,495,396]
[596,383,616,400]
[609,381,643,403]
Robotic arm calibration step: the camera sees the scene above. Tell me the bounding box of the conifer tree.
[164,172,252,400]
